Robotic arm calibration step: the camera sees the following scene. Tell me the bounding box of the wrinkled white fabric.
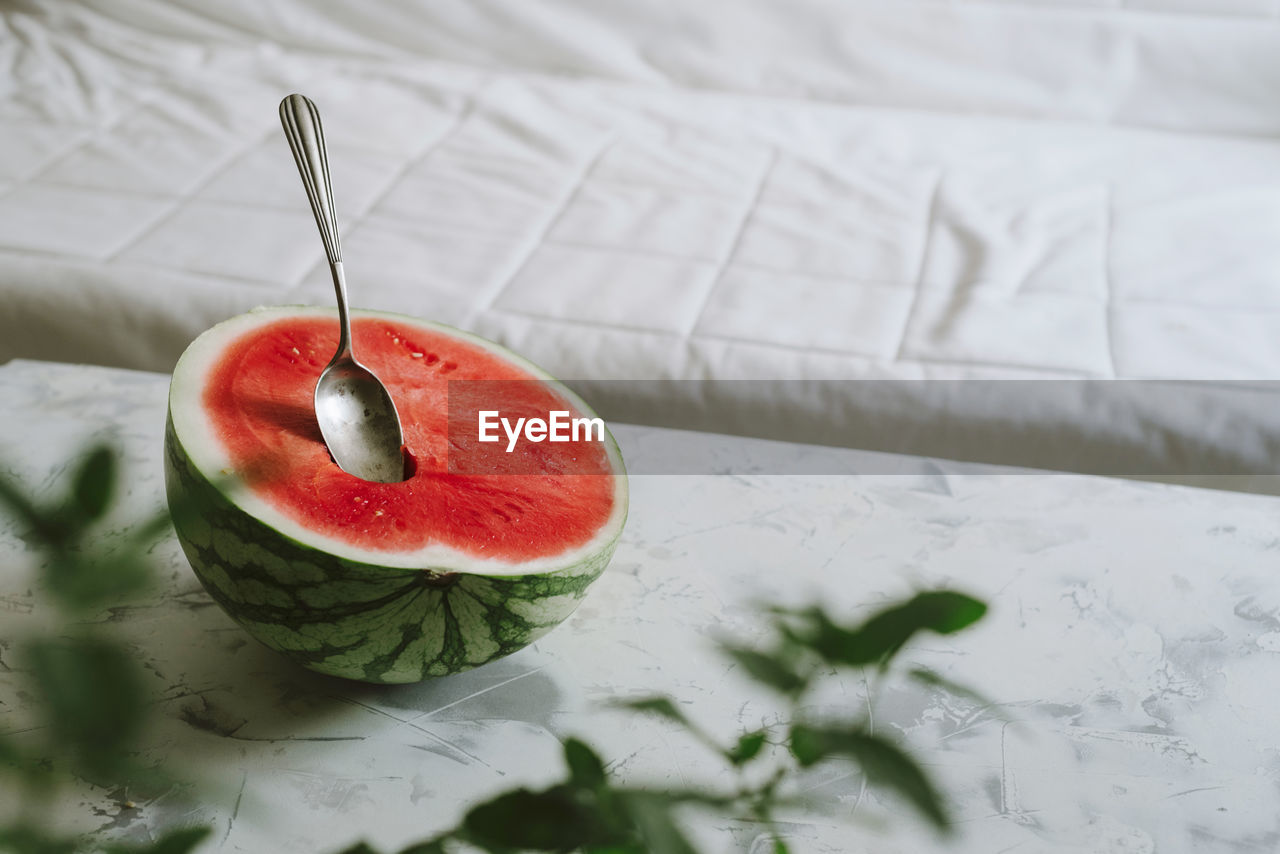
[3,0,1280,481]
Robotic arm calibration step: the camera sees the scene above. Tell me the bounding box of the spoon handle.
[280,94,341,264]
[280,93,352,358]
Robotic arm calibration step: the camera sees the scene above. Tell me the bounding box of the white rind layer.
[168,305,629,576]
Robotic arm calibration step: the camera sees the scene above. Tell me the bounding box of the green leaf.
[25,636,147,780]
[0,825,80,854]
[564,738,607,790]
[619,791,700,854]
[463,785,611,850]
[612,696,689,726]
[788,725,948,831]
[907,668,1003,717]
[780,592,986,669]
[726,730,768,766]
[71,445,116,524]
[127,506,177,549]
[0,473,42,528]
[396,841,448,854]
[772,838,791,854]
[721,645,808,695]
[327,844,380,854]
[899,591,988,635]
[612,696,705,745]
[613,786,733,811]
[0,733,20,769]
[44,551,152,612]
[0,471,61,548]
[103,827,211,854]
[788,723,826,768]
[613,695,743,761]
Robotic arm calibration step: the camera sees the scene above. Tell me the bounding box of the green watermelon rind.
[163,307,628,684]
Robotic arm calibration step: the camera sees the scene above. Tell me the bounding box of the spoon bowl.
[280,93,406,483]
[313,358,405,484]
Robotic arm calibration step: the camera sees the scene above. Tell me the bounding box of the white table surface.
[2,358,1279,853]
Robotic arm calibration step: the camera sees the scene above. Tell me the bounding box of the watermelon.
[164,306,627,684]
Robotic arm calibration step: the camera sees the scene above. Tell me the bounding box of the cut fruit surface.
[202,313,617,560]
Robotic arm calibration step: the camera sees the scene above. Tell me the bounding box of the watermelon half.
[164,306,627,684]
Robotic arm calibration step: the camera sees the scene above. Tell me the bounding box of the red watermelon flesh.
[202,316,616,561]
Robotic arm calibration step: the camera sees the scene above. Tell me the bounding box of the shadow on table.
[143,604,566,754]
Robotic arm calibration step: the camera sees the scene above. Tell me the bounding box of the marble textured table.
[2,358,1279,853]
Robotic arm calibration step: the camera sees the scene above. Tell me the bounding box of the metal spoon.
[279,93,405,483]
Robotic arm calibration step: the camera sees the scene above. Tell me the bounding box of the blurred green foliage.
[349,591,990,854]
[0,444,210,854]
[0,445,989,854]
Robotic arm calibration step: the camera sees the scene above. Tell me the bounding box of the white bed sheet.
[4,0,1280,481]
